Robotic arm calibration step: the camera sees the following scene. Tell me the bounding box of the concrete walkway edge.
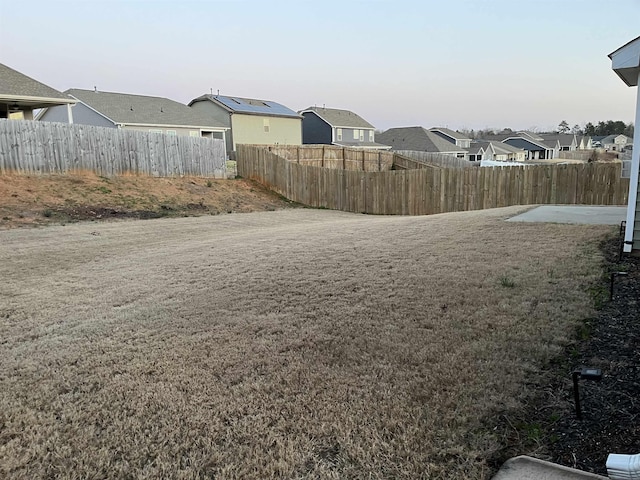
[492,456,609,480]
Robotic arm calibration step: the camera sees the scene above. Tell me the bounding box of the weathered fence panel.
[238,145,629,216]
[394,150,475,169]
[0,120,226,177]
[258,145,394,172]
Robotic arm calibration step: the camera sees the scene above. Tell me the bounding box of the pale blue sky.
[0,0,638,131]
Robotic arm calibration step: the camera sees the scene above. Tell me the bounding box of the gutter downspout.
[623,70,640,253]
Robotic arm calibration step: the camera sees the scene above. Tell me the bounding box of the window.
[149,129,162,134]
[166,130,177,135]
[189,131,199,137]
[337,128,342,141]
[353,129,359,140]
[359,130,364,141]
[368,130,374,142]
[263,118,270,133]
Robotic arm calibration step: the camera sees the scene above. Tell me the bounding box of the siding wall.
[231,114,301,150]
[40,102,116,128]
[301,112,331,144]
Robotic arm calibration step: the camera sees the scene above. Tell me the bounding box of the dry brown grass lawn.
[0,207,613,479]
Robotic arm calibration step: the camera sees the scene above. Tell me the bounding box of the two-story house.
[189,95,302,156]
[299,106,390,149]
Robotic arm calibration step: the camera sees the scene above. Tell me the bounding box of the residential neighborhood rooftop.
[66,89,227,128]
[300,107,375,129]
[0,63,75,106]
[376,126,468,153]
[190,94,301,118]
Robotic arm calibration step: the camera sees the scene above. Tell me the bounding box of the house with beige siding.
[609,35,640,254]
[189,94,302,156]
[38,89,228,147]
[0,63,75,121]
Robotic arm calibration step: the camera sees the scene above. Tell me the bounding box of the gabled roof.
[539,133,576,147]
[67,89,226,129]
[609,35,640,87]
[429,127,471,141]
[376,127,467,153]
[472,140,524,156]
[0,63,75,107]
[601,134,632,144]
[190,94,301,119]
[300,107,374,129]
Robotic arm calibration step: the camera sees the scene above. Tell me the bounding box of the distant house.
[539,133,578,151]
[189,94,302,155]
[598,134,633,151]
[481,131,556,160]
[471,140,526,162]
[376,126,468,158]
[39,89,228,147]
[0,63,75,121]
[429,127,471,149]
[299,106,390,149]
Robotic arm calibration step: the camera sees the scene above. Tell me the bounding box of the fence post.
[362,150,365,171]
[343,148,346,170]
[297,146,300,164]
[322,146,325,168]
[378,151,381,172]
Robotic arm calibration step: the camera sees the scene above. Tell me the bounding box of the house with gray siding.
[189,94,302,156]
[299,107,390,149]
[0,63,75,121]
[38,89,228,146]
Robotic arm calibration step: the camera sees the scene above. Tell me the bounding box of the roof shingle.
[68,89,226,129]
[300,107,374,129]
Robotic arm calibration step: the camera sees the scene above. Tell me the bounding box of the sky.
[0,0,638,132]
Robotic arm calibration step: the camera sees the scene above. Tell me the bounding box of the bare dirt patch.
[0,207,615,479]
[0,172,297,228]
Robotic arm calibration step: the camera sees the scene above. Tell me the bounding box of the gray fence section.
[394,150,474,169]
[0,120,226,177]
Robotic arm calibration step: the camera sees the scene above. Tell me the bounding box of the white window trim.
[337,128,342,141]
[166,130,177,135]
[353,129,359,140]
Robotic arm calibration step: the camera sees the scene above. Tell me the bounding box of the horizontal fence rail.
[0,120,226,177]
[238,145,629,215]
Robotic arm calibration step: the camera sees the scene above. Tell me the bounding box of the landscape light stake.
[620,220,626,237]
[610,271,629,301]
[572,367,603,419]
[619,239,633,263]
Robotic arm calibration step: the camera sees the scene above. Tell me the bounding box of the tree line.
[457,120,634,139]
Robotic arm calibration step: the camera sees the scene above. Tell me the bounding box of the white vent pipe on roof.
[607,453,640,479]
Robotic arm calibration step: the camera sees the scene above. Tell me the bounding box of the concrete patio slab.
[492,456,609,480]
[506,205,626,225]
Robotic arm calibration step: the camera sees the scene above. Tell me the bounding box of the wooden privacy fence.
[238,145,629,215]
[254,144,394,171]
[394,150,475,169]
[0,120,226,177]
